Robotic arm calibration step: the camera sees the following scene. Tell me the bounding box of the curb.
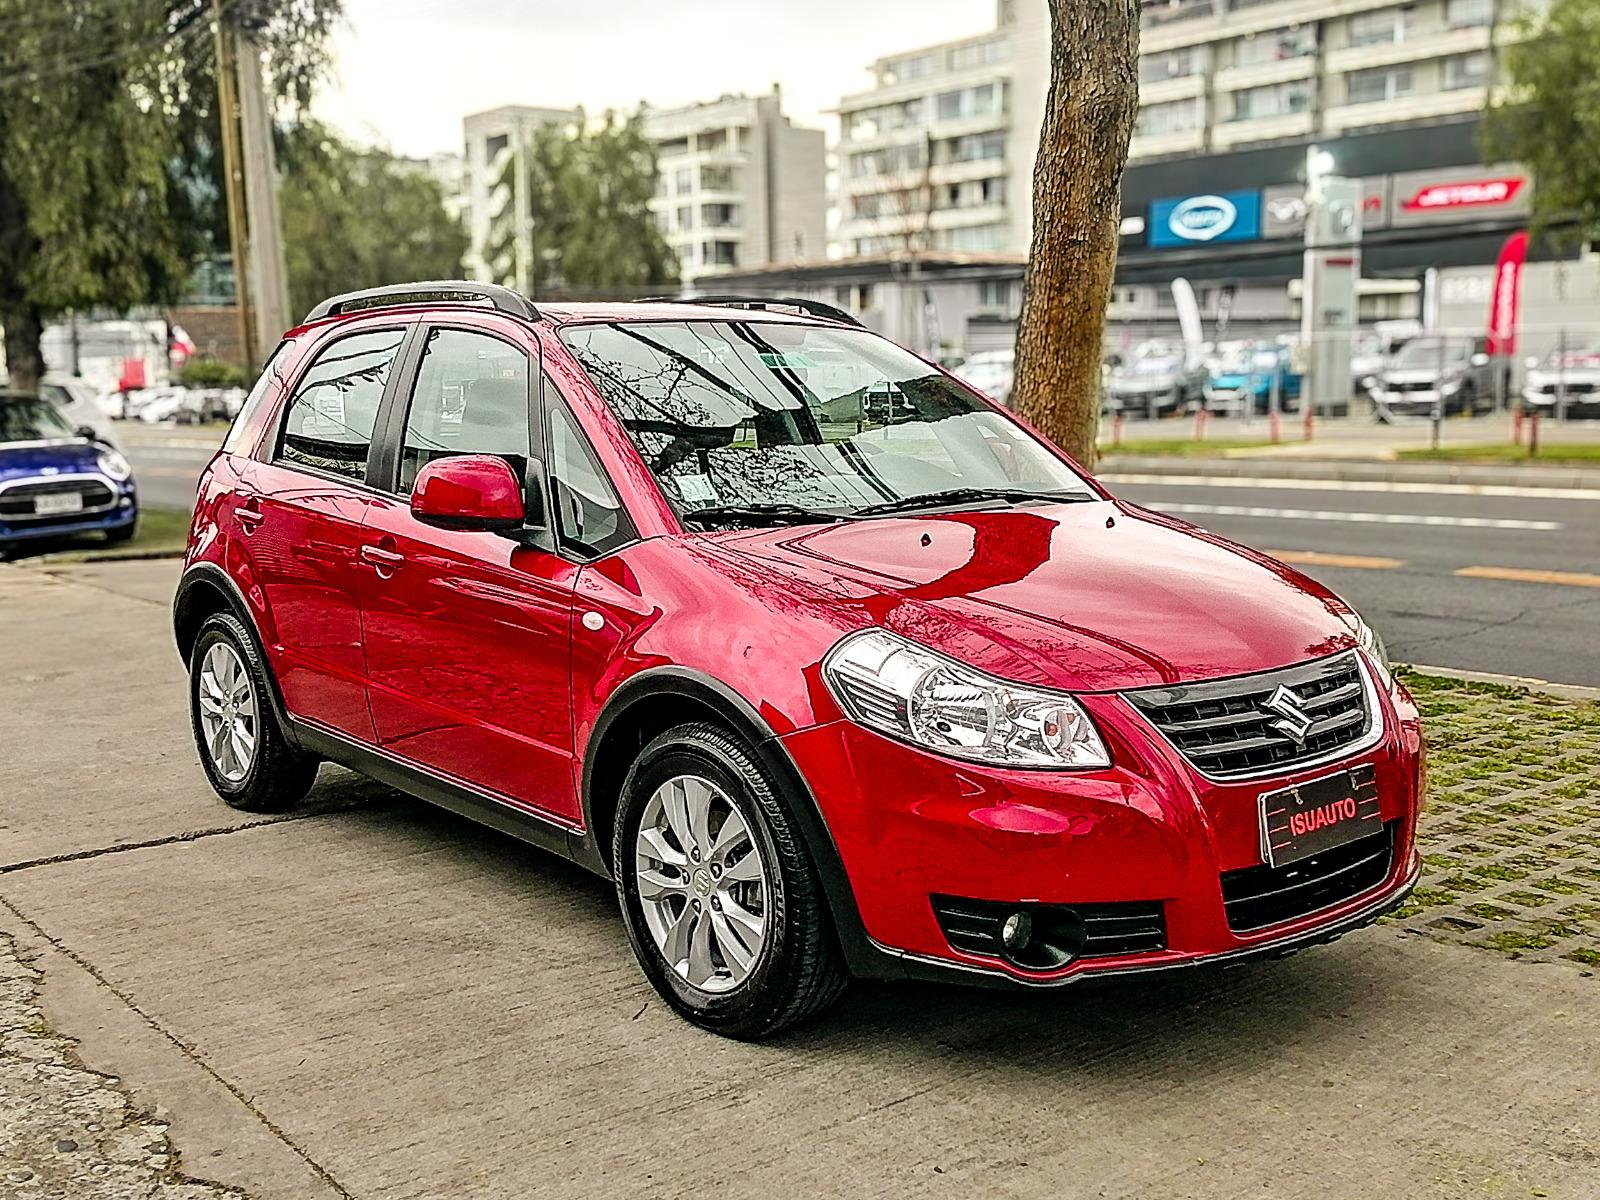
[1096,455,1600,490]
[1403,663,1600,702]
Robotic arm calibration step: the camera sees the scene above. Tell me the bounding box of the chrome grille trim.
[1121,651,1382,782]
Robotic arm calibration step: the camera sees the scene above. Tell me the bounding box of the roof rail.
[303,281,541,324]
[637,294,863,327]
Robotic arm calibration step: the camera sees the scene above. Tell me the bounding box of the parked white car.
[954,349,1015,406]
[1522,347,1600,419]
[0,374,120,446]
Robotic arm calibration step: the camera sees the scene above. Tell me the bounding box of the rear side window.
[397,328,532,494]
[276,328,404,482]
[223,341,290,454]
[549,401,632,558]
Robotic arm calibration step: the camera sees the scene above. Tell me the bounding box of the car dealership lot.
[3,559,1598,1200]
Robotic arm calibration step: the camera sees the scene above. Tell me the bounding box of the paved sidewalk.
[3,560,1600,1199]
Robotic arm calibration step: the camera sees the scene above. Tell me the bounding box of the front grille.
[1220,822,1395,932]
[0,478,116,521]
[1388,381,1435,393]
[933,895,1167,970]
[1123,651,1374,780]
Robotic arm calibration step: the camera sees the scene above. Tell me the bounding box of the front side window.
[224,341,291,454]
[397,328,531,494]
[276,328,403,482]
[559,321,1094,525]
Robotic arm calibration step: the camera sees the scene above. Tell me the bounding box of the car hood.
[704,500,1358,693]
[1528,366,1600,386]
[0,440,102,484]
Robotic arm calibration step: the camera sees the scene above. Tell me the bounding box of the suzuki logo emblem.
[1263,685,1314,745]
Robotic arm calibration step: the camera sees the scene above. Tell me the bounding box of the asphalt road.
[119,427,1600,688]
[1105,473,1600,688]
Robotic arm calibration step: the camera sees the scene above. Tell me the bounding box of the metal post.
[1432,334,1445,450]
[1556,327,1568,424]
[1269,356,1282,443]
[235,26,291,355]
[212,0,255,368]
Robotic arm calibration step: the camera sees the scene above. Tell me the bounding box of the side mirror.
[1470,353,1490,368]
[410,454,526,533]
[76,424,99,441]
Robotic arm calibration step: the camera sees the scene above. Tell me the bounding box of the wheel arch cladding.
[580,668,881,975]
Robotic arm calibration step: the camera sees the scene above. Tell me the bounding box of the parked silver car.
[1369,337,1498,421]
[1522,346,1600,419]
[1104,341,1206,418]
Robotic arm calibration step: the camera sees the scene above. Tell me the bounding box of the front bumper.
[0,482,137,543]
[783,673,1423,988]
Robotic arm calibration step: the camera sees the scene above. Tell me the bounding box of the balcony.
[1138,73,1206,105]
[1211,109,1314,148]
[1142,0,1414,53]
[1323,85,1488,133]
[1325,25,1493,74]
[1214,54,1316,94]
[1128,127,1206,160]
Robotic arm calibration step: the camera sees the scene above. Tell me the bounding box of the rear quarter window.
[222,342,291,455]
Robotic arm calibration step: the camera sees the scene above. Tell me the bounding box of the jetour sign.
[1149,189,1263,248]
[1402,176,1527,212]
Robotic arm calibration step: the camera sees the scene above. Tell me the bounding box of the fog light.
[1001,910,1032,953]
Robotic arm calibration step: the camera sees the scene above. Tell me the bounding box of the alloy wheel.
[197,642,258,784]
[633,774,770,994]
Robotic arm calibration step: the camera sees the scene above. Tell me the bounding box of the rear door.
[236,323,412,742]
[357,320,585,823]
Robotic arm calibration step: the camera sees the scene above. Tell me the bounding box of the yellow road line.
[1455,566,1600,589]
[1267,550,1405,570]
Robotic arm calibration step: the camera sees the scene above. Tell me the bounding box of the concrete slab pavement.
[4,561,1600,1199]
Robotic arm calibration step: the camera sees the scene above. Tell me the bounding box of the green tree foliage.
[0,0,343,390]
[278,122,468,320]
[489,111,677,293]
[1486,0,1600,235]
[0,1,195,389]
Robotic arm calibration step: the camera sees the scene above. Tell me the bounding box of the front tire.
[614,723,847,1039]
[188,612,318,812]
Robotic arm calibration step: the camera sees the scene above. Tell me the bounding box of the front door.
[241,325,409,742]
[357,324,582,823]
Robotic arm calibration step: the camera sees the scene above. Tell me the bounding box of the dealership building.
[770,0,1597,360]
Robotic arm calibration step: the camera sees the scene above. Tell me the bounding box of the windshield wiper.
[851,487,1095,518]
[682,502,854,528]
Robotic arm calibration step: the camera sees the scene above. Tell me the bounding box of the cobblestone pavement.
[1388,671,1600,970]
[0,931,240,1200]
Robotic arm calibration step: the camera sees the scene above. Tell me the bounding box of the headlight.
[1351,614,1393,688]
[822,629,1111,768]
[96,448,132,481]
[1439,378,1462,396]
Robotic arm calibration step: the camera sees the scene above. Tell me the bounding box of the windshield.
[1395,338,1470,367]
[0,396,77,444]
[560,321,1093,521]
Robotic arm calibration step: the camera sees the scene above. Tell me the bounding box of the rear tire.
[613,722,847,1039]
[188,612,318,812]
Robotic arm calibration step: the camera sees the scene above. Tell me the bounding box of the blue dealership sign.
[1149,190,1262,248]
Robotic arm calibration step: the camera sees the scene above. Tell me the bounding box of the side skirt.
[289,718,609,876]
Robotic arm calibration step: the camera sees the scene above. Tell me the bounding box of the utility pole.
[235,15,291,354]
[212,0,256,368]
[212,0,290,367]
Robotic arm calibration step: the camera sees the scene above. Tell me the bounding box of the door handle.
[236,503,264,532]
[359,542,404,577]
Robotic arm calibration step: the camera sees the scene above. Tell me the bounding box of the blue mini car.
[0,390,138,553]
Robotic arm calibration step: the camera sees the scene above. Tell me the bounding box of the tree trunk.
[1010,0,1141,469]
[0,298,45,393]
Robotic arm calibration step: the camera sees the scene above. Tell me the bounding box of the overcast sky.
[315,0,996,158]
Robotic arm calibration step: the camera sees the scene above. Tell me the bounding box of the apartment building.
[644,88,826,282]
[461,104,583,282]
[832,1,1047,259]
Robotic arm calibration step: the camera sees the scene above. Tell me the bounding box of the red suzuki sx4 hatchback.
[176,283,1423,1038]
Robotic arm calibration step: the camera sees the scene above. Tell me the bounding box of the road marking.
[1102,473,1600,502]
[1155,502,1562,530]
[1266,550,1406,570]
[1455,566,1600,589]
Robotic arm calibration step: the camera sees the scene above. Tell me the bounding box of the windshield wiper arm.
[851,487,1094,517]
[682,502,854,528]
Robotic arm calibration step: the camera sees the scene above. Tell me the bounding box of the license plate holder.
[1258,764,1381,869]
[34,491,84,516]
